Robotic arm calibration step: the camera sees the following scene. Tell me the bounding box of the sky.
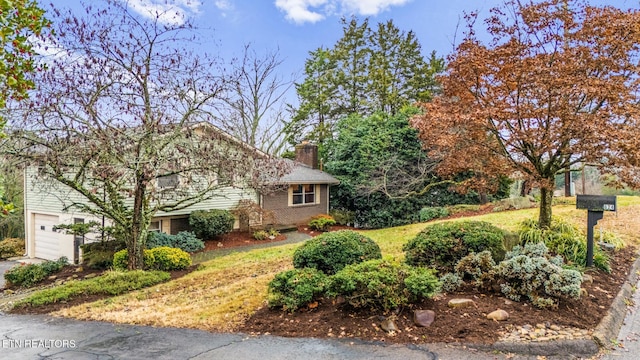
[43,0,639,101]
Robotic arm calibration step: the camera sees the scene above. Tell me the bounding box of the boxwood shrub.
[403,221,506,273]
[189,210,235,239]
[113,247,191,271]
[293,230,381,275]
[326,259,440,312]
[267,268,328,312]
[147,246,192,271]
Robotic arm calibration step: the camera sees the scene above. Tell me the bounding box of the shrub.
[16,270,171,308]
[440,272,463,293]
[293,230,381,275]
[4,257,68,288]
[0,238,24,260]
[81,240,126,269]
[147,246,191,271]
[518,218,611,272]
[112,249,156,271]
[267,268,328,312]
[496,242,582,308]
[253,230,269,240]
[308,215,336,232]
[327,259,440,312]
[419,207,450,222]
[454,250,496,288]
[147,231,204,253]
[329,209,355,226]
[403,221,506,273]
[189,209,235,239]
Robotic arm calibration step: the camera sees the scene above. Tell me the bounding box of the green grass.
[15,270,170,307]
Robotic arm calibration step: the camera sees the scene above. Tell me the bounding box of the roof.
[277,160,340,185]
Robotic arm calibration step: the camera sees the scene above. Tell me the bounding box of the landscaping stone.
[582,274,593,284]
[4,289,14,295]
[487,309,509,321]
[48,275,57,280]
[413,310,435,327]
[380,318,398,333]
[75,266,84,272]
[84,273,98,279]
[447,298,476,308]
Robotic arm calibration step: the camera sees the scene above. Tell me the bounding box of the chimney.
[295,141,318,169]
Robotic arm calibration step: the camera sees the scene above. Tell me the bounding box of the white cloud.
[275,0,329,24]
[341,0,411,16]
[126,0,201,26]
[275,0,411,24]
[215,0,234,17]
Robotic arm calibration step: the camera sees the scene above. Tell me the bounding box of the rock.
[75,266,84,273]
[48,275,57,280]
[217,242,224,247]
[84,273,98,279]
[582,274,593,284]
[448,298,476,308]
[413,310,435,327]
[3,289,14,295]
[380,318,398,333]
[580,288,588,297]
[598,242,616,251]
[55,279,64,285]
[487,309,509,321]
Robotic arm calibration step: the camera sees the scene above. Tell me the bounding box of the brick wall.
[262,184,329,225]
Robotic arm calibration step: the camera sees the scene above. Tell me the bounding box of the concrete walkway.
[600,276,640,360]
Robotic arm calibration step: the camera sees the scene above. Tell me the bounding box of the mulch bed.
[239,246,637,345]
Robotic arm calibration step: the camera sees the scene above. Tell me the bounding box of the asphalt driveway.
[0,313,549,360]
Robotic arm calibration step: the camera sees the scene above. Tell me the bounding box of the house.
[23,132,338,263]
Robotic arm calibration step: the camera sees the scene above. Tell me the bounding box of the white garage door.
[34,214,60,260]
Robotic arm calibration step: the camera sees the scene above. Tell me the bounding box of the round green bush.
[403,221,506,273]
[267,268,328,312]
[112,249,156,270]
[189,209,235,239]
[147,231,204,253]
[147,246,191,271]
[326,259,440,312]
[293,230,382,275]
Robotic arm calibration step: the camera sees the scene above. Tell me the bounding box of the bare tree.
[214,44,295,155]
[2,1,287,269]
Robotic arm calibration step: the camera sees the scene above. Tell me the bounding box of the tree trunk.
[538,186,553,229]
[564,172,571,197]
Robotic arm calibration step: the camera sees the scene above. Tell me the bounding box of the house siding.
[24,166,260,260]
[262,184,329,225]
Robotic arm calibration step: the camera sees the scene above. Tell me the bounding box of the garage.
[34,214,61,260]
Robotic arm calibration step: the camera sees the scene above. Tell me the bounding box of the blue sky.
[45,0,639,92]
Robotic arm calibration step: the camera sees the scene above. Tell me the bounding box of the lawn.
[52,196,640,332]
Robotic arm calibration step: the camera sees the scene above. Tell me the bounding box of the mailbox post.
[576,195,616,267]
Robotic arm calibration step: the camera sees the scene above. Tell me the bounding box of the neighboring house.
[23,137,338,263]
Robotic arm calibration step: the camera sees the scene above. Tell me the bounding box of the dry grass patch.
[55,244,298,331]
[54,196,640,332]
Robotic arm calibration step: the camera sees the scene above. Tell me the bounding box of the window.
[157,174,179,188]
[291,184,316,205]
[149,220,162,232]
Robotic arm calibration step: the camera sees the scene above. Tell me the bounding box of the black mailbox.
[576,195,616,212]
[576,194,617,267]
